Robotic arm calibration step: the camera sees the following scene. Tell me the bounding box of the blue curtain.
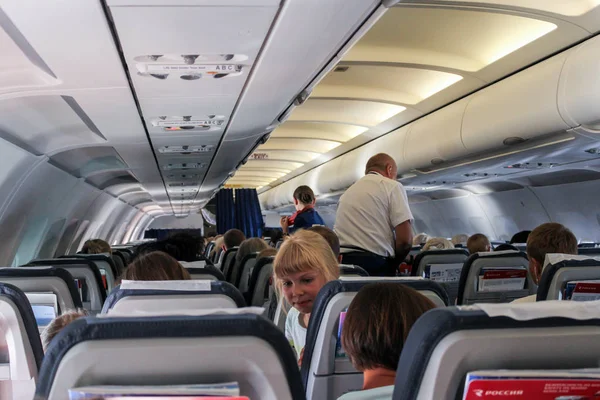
[234,188,263,238]
[216,189,235,234]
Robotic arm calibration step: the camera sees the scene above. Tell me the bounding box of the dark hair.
[223,229,246,249]
[269,230,284,248]
[494,243,519,252]
[122,251,191,281]
[467,233,490,254]
[527,223,578,265]
[510,230,531,244]
[341,283,435,371]
[82,239,111,255]
[293,185,316,206]
[166,232,204,262]
[308,226,340,257]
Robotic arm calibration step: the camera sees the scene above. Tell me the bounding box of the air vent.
[585,148,600,155]
[334,66,350,72]
[134,54,245,80]
[506,162,557,170]
[158,145,215,155]
[166,173,200,180]
[152,115,225,132]
[162,163,207,170]
[431,158,445,165]
[463,172,492,178]
[168,182,197,187]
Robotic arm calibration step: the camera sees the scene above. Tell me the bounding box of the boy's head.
[42,309,88,351]
[223,229,246,251]
[341,283,435,372]
[527,223,577,283]
[308,226,341,261]
[467,233,491,254]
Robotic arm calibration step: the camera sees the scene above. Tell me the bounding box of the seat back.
[101,280,246,314]
[247,257,274,309]
[180,261,225,281]
[235,253,259,291]
[393,301,600,400]
[0,267,82,313]
[577,247,600,257]
[411,249,469,304]
[458,251,534,305]
[35,313,305,400]
[25,259,106,312]
[221,247,238,279]
[302,278,448,400]
[204,241,215,259]
[0,283,44,400]
[537,254,600,301]
[60,255,117,292]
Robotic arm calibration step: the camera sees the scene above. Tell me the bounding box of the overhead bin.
[462,50,571,154]
[558,36,600,130]
[259,34,600,209]
[405,99,468,170]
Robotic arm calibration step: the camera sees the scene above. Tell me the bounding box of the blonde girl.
[273,230,340,360]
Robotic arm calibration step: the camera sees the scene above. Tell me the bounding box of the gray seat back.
[537,254,600,301]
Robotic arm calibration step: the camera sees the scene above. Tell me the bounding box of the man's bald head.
[365,153,398,180]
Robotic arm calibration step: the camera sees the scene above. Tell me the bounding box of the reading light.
[182,55,199,65]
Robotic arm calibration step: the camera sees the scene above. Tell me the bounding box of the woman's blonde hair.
[422,237,455,251]
[273,230,339,306]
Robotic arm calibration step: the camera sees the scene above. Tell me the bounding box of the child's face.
[280,270,328,314]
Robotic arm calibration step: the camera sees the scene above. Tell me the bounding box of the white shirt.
[285,307,306,359]
[337,385,394,400]
[334,173,413,257]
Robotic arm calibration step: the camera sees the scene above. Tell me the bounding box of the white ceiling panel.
[289,99,405,126]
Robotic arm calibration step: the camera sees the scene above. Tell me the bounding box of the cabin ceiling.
[1,0,600,219]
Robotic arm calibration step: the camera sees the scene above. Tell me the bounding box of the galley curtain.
[216,188,235,234]
[234,188,263,238]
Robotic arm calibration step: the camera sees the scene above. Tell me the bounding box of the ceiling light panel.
[289,99,405,126]
[243,150,321,163]
[436,0,600,17]
[242,160,304,171]
[233,170,287,179]
[272,121,368,142]
[259,138,341,153]
[312,65,463,104]
[343,8,557,72]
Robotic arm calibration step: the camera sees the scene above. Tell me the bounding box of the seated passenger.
[81,239,111,255]
[222,229,246,252]
[422,237,454,251]
[233,238,269,279]
[412,233,429,246]
[451,234,469,247]
[510,230,531,244]
[122,251,191,281]
[467,233,491,254]
[512,223,577,303]
[338,283,435,399]
[41,309,88,351]
[494,243,519,252]
[166,232,205,262]
[280,185,324,234]
[257,247,277,260]
[210,235,224,260]
[273,230,340,361]
[309,225,342,262]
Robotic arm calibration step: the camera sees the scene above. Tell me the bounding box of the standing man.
[334,153,413,276]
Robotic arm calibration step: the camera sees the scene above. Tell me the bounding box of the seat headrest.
[102,280,246,313]
[0,283,44,372]
[544,253,600,268]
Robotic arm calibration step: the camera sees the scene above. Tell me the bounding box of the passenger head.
[467,233,491,254]
[166,232,204,262]
[223,229,246,251]
[451,234,469,246]
[236,237,269,264]
[527,223,577,284]
[269,230,284,248]
[412,233,429,246]
[273,230,340,315]
[122,251,191,281]
[342,283,435,375]
[510,230,531,244]
[257,247,277,260]
[211,236,225,259]
[365,153,397,180]
[494,243,519,252]
[293,185,317,210]
[422,237,454,251]
[308,226,341,261]
[41,309,88,351]
[81,239,111,255]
